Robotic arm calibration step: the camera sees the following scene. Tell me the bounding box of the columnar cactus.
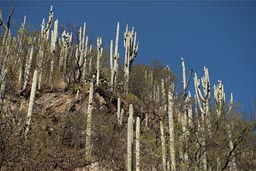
[0,5,15,108]
[59,30,72,73]
[88,45,93,75]
[18,16,27,87]
[116,97,124,126]
[124,25,139,94]
[38,5,54,90]
[49,19,58,88]
[214,80,233,117]
[227,122,237,171]
[96,37,103,86]
[50,19,58,52]
[0,69,7,111]
[77,22,88,81]
[161,78,166,103]
[127,104,133,171]
[156,85,160,103]
[41,5,53,41]
[214,80,225,118]
[194,66,211,171]
[214,80,236,170]
[25,70,38,138]
[22,46,34,91]
[181,57,193,94]
[82,35,89,81]
[86,78,94,160]
[194,67,210,120]
[168,83,176,171]
[110,22,120,91]
[117,97,122,125]
[181,57,193,124]
[160,120,167,171]
[187,91,192,126]
[181,57,187,91]
[135,117,140,171]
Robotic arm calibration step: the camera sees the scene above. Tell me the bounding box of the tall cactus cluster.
[127,104,140,171]
[124,25,139,94]
[0,5,255,171]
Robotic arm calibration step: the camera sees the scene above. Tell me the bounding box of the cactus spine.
[168,84,176,171]
[25,70,38,138]
[86,79,94,160]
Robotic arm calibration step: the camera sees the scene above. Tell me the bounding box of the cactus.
[110,22,120,91]
[145,112,148,128]
[50,19,58,52]
[168,83,176,171]
[41,5,53,41]
[194,67,211,171]
[22,46,34,91]
[135,117,140,171]
[214,80,236,170]
[181,57,187,91]
[77,22,88,81]
[38,6,54,90]
[127,104,133,171]
[117,97,121,125]
[82,35,89,81]
[116,97,124,125]
[160,120,167,171]
[214,80,233,117]
[88,45,93,75]
[187,91,192,126]
[227,122,237,171]
[214,80,225,118]
[17,16,27,87]
[161,78,166,104]
[0,5,15,108]
[194,67,210,120]
[25,70,38,138]
[124,24,139,94]
[0,69,7,111]
[59,30,72,73]
[181,57,193,94]
[86,78,94,160]
[96,37,102,86]
[49,19,58,88]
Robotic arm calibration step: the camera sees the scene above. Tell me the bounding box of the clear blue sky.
[1,1,256,113]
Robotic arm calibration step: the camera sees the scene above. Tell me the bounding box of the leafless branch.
[0,5,15,31]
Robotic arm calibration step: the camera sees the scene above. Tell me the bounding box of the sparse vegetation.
[0,5,255,171]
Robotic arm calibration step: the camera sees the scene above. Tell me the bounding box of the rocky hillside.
[0,5,255,171]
